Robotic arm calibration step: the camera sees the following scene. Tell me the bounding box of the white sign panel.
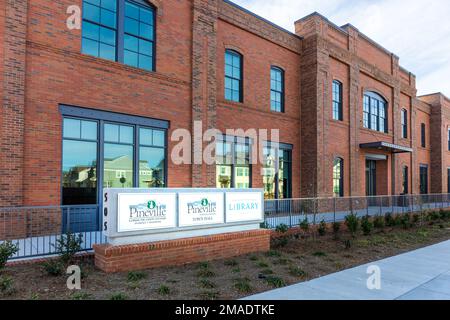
[226,192,263,223]
[117,193,177,232]
[178,193,225,227]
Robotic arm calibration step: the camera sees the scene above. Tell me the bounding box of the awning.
[359,142,413,154]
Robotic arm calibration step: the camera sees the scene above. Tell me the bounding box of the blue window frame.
[82,0,156,71]
[225,50,243,103]
[271,67,284,112]
[332,80,343,121]
[363,92,388,133]
[401,109,408,139]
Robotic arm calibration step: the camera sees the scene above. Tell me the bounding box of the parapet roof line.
[222,0,303,40]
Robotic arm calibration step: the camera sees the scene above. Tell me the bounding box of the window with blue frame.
[271,67,284,112]
[362,91,388,133]
[82,0,155,71]
[332,80,343,121]
[225,50,243,103]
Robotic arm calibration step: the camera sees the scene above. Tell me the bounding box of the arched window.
[401,109,408,139]
[333,158,344,198]
[81,0,156,71]
[332,80,343,121]
[363,92,387,133]
[225,50,243,103]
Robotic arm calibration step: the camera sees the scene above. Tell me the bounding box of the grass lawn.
[1,218,449,300]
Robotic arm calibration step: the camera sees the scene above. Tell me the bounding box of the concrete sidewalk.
[245,240,450,300]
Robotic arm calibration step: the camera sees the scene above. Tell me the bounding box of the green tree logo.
[201,198,209,207]
[147,200,156,209]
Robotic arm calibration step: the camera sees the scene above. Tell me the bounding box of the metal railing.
[264,194,450,229]
[0,205,106,260]
[2,194,450,260]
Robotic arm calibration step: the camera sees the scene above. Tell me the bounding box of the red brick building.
[1,0,449,220]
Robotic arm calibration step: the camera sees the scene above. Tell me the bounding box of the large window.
[333,158,344,197]
[61,107,168,206]
[402,166,409,195]
[447,128,450,151]
[421,123,426,148]
[224,50,243,103]
[332,80,343,121]
[401,109,408,139]
[82,0,155,71]
[216,136,251,189]
[262,143,292,199]
[420,165,428,195]
[363,92,387,133]
[270,67,284,113]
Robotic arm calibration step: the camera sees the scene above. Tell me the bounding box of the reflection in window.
[139,128,165,187]
[216,136,250,188]
[62,118,98,205]
[332,80,343,121]
[333,158,344,198]
[263,144,292,199]
[103,124,134,188]
[363,92,387,133]
[271,67,284,112]
[225,50,242,103]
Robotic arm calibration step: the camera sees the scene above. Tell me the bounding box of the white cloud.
[231,0,450,97]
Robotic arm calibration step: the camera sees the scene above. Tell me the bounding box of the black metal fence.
[264,194,450,229]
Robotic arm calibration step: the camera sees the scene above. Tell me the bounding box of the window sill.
[360,127,392,138]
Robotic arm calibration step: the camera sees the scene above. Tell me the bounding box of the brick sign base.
[93,229,271,273]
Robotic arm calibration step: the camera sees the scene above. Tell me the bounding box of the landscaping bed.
[1,211,450,300]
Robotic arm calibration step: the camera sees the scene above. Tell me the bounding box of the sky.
[231,0,450,97]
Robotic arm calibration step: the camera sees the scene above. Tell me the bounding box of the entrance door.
[366,160,377,196]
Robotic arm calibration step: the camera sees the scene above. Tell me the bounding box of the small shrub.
[42,260,64,276]
[401,214,412,229]
[0,241,19,270]
[234,278,253,294]
[127,271,147,282]
[109,292,128,300]
[345,214,359,237]
[232,267,241,273]
[343,239,352,250]
[71,292,92,300]
[312,251,326,257]
[198,291,219,300]
[198,261,210,270]
[199,279,216,289]
[412,214,420,224]
[197,268,215,278]
[273,258,290,265]
[224,259,238,267]
[318,219,327,236]
[373,215,385,229]
[55,233,83,264]
[0,276,15,296]
[393,215,402,226]
[275,224,289,234]
[265,276,286,288]
[266,250,282,258]
[260,268,273,275]
[288,266,306,277]
[157,285,171,296]
[361,215,373,236]
[428,211,441,221]
[260,221,270,229]
[300,218,309,232]
[257,261,269,268]
[385,213,395,227]
[332,221,341,239]
[249,255,258,261]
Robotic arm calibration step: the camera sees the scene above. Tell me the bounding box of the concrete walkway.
[245,240,450,300]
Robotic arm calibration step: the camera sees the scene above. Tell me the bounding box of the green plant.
[412,213,420,224]
[232,267,241,273]
[257,261,269,268]
[260,268,273,275]
[234,278,253,293]
[312,251,326,257]
[127,271,147,282]
[260,221,270,229]
[300,218,309,232]
[427,211,440,221]
[265,276,286,288]
[273,258,289,265]
[197,268,215,278]
[109,292,128,300]
[42,259,64,276]
[0,241,19,270]
[0,276,15,296]
[288,266,306,277]
[157,285,171,296]
[275,224,289,234]
[55,232,83,264]
[400,214,412,229]
[198,261,210,269]
[224,259,238,267]
[71,292,92,300]
[361,215,373,236]
[249,255,258,261]
[393,214,402,226]
[332,221,341,239]
[273,237,289,248]
[343,239,352,249]
[373,215,385,229]
[318,219,327,236]
[385,213,395,227]
[345,213,359,237]
[199,279,216,289]
[266,250,282,258]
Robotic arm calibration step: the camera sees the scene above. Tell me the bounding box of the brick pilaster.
[0,0,28,206]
